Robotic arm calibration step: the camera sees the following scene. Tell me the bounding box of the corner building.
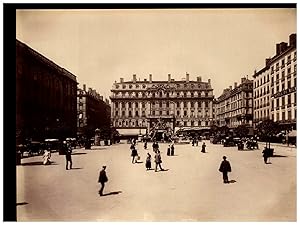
[110,74,214,139]
[270,34,297,130]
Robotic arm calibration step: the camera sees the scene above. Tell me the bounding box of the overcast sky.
[16,8,296,99]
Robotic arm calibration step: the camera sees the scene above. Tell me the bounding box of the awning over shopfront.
[117,128,147,136]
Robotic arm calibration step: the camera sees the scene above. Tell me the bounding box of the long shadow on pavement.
[272,155,288,158]
[20,162,58,166]
[70,167,83,170]
[72,152,87,155]
[101,191,122,197]
[228,180,237,184]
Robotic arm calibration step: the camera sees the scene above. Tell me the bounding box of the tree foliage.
[234,125,249,138]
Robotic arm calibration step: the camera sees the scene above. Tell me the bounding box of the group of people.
[130,139,165,172]
[42,140,73,170]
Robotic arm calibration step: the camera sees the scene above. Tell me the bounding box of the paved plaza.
[16,141,296,221]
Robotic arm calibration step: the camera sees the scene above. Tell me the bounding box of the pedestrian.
[262,148,269,164]
[98,166,108,196]
[171,143,175,156]
[196,137,199,146]
[131,146,138,164]
[144,141,147,150]
[64,141,72,170]
[145,153,152,170]
[167,145,171,156]
[192,138,195,146]
[154,150,164,172]
[42,149,51,165]
[219,156,232,184]
[201,142,206,153]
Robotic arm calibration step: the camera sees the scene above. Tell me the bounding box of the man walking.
[98,166,108,196]
[154,150,164,172]
[219,156,232,184]
[63,141,72,170]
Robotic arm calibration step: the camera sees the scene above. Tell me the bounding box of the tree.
[210,124,219,136]
[256,119,281,148]
[234,125,249,138]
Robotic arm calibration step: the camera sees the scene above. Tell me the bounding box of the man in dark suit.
[219,156,232,183]
[98,166,108,196]
[64,141,72,170]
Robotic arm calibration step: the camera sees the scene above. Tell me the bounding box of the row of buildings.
[16,40,111,144]
[110,33,296,139]
[16,33,296,143]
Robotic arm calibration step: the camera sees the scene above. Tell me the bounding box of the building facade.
[16,40,78,144]
[77,84,111,138]
[270,34,297,130]
[253,60,271,127]
[253,33,297,130]
[215,77,253,128]
[110,73,214,139]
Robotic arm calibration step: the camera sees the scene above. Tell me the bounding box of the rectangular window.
[282,96,285,107]
[276,98,279,107]
[294,93,297,105]
[122,111,125,116]
[282,83,285,91]
[288,111,292,120]
[115,111,119,116]
[177,102,180,107]
[288,80,291,89]
[282,111,285,120]
[288,94,291,105]
[276,85,279,92]
[136,111,139,116]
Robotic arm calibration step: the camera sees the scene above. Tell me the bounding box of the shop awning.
[117,128,147,136]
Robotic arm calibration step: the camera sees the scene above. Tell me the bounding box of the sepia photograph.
[13,5,296,221]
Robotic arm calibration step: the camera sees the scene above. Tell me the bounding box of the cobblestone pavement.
[16,141,296,221]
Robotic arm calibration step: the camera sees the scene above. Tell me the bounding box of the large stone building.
[77,84,111,138]
[253,33,296,130]
[215,77,253,128]
[110,73,214,140]
[16,40,78,144]
[253,60,271,127]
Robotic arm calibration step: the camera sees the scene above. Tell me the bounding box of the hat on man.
[223,156,227,160]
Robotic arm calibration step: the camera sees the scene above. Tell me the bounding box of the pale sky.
[16,8,296,99]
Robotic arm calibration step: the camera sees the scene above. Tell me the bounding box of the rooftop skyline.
[16,8,296,98]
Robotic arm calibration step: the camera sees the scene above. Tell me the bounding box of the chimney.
[132,74,137,83]
[208,79,211,84]
[83,84,86,91]
[120,78,124,83]
[168,74,171,82]
[229,85,232,90]
[241,77,246,84]
[144,78,147,81]
[280,42,288,53]
[276,43,280,55]
[199,76,202,82]
[265,58,271,66]
[88,88,92,93]
[149,74,152,83]
[289,33,296,47]
[234,82,237,88]
[186,73,189,82]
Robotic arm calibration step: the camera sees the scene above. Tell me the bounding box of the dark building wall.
[85,95,111,134]
[16,40,77,143]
